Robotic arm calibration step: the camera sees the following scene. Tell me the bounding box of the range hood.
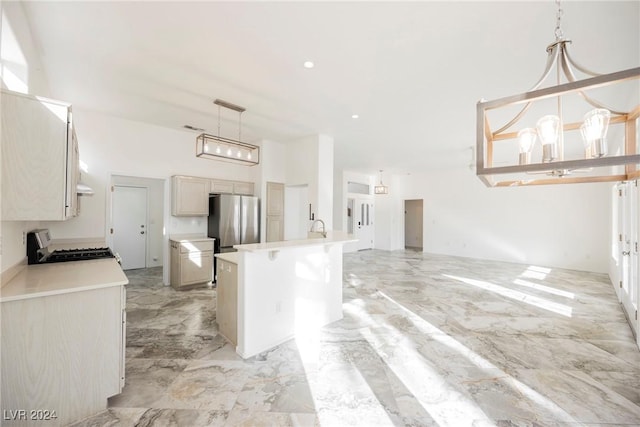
[77,183,94,196]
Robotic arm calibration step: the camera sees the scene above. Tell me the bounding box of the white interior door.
[618,182,638,337]
[113,185,147,270]
[355,198,374,250]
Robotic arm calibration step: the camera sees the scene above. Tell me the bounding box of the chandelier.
[196,99,260,166]
[476,1,640,187]
[374,170,389,194]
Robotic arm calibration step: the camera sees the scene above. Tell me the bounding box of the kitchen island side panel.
[237,244,344,358]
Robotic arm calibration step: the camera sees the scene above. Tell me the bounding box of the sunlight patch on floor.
[520,265,552,281]
[443,274,573,317]
[512,278,575,299]
[377,291,577,424]
[343,297,494,425]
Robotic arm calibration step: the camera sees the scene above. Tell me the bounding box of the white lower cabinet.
[0,285,126,426]
[216,258,238,345]
[170,238,215,289]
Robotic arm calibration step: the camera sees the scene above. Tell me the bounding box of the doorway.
[109,175,165,272]
[404,199,424,250]
[112,185,147,270]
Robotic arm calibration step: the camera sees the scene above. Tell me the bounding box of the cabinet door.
[266,182,285,242]
[210,179,234,194]
[170,242,181,286]
[1,286,123,426]
[266,182,285,216]
[65,124,80,218]
[233,181,254,195]
[216,260,227,334]
[1,91,71,220]
[180,251,213,285]
[119,286,127,392]
[266,215,284,242]
[172,176,210,216]
[216,260,237,345]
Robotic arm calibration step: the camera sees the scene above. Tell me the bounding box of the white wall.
[374,166,611,273]
[1,2,49,95]
[284,185,309,240]
[316,134,334,230]
[258,139,286,242]
[42,109,258,241]
[287,135,334,231]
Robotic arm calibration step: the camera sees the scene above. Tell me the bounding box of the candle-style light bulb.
[580,108,610,158]
[517,128,537,165]
[536,115,560,162]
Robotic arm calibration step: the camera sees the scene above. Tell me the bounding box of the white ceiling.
[20,1,640,175]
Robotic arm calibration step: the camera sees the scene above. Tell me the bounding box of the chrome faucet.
[310,219,327,238]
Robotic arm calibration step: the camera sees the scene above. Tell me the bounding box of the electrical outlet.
[22,231,26,245]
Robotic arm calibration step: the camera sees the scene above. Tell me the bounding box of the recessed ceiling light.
[303,61,314,69]
[352,114,359,119]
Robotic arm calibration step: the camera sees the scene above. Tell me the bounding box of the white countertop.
[234,231,357,253]
[215,252,239,264]
[169,234,215,243]
[0,258,128,303]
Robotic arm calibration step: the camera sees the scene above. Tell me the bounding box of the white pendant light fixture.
[195,99,260,166]
[374,170,389,194]
[476,0,640,187]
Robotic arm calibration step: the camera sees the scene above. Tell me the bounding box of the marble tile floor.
[72,250,640,427]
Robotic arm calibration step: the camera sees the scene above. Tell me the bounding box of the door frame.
[404,199,424,250]
[107,174,167,277]
[614,181,639,343]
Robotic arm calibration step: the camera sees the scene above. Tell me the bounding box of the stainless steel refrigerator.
[208,194,260,252]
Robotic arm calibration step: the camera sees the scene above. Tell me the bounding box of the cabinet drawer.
[178,241,214,253]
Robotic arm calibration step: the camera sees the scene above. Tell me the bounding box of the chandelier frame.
[196,99,260,166]
[477,66,640,187]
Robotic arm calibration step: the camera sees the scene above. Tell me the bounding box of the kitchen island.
[215,232,356,359]
[1,258,128,426]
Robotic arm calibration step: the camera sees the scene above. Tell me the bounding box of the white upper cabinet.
[210,178,254,195]
[171,176,210,216]
[210,179,234,194]
[232,181,254,196]
[1,90,79,221]
[173,175,256,217]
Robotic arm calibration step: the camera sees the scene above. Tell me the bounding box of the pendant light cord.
[217,104,221,138]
